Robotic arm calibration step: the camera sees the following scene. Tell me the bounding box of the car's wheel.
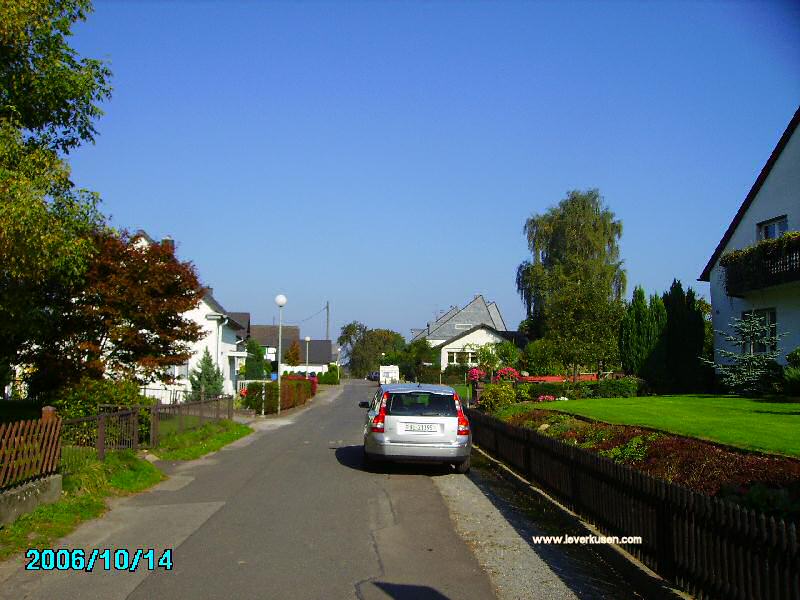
[455,456,471,474]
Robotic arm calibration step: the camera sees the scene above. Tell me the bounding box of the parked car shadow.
[369,581,449,600]
[334,445,452,477]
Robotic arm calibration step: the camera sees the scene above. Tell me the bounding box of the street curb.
[472,445,691,600]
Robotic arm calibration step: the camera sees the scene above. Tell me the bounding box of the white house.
[433,324,526,371]
[699,106,800,365]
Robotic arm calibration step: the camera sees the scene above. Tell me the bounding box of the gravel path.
[433,456,646,600]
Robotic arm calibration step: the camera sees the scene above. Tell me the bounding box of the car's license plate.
[405,423,437,433]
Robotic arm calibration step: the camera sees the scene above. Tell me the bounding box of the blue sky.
[68,1,800,340]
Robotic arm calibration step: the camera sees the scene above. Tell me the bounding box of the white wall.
[438,328,509,371]
[708,126,800,365]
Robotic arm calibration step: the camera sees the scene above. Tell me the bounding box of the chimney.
[161,236,175,254]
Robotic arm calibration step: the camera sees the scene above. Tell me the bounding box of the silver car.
[359,383,472,473]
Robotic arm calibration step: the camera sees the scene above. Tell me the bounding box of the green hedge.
[513,376,642,403]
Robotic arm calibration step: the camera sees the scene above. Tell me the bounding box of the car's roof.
[379,383,456,393]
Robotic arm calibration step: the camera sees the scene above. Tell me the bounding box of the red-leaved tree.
[25,230,204,395]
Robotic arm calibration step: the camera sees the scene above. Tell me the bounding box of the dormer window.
[757,216,788,241]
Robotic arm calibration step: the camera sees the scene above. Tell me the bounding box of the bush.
[441,365,469,384]
[521,339,564,376]
[597,376,641,398]
[54,378,152,442]
[317,366,340,385]
[784,366,800,396]
[787,347,800,369]
[478,384,516,414]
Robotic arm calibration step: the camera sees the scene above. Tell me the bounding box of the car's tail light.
[454,394,470,436]
[371,392,389,433]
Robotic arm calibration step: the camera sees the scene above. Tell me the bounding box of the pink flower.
[468,368,487,382]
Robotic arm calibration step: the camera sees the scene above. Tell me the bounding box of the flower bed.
[502,408,800,520]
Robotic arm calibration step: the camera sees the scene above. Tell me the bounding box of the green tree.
[662,280,708,391]
[189,348,223,400]
[619,286,650,375]
[0,0,111,385]
[494,341,521,369]
[337,321,367,367]
[515,189,626,378]
[284,340,301,367]
[348,328,405,378]
[516,189,625,339]
[393,339,438,382]
[520,339,563,376]
[244,338,266,380]
[703,312,786,397]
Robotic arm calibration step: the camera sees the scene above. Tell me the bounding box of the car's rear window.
[386,392,457,417]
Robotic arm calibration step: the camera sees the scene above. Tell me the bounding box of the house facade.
[433,324,526,371]
[411,295,507,346]
[699,107,800,365]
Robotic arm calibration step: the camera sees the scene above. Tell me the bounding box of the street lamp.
[304,336,311,377]
[275,294,287,415]
[337,346,342,384]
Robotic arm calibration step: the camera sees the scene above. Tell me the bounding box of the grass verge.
[0,451,164,561]
[155,420,252,461]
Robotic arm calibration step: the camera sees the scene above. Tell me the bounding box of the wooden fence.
[466,409,800,600]
[0,416,62,491]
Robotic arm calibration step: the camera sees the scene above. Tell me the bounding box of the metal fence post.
[215,396,220,421]
[132,408,139,451]
[199,396,204,425]
[228,396,233,420]
[150,402,159,448]
[179,403,184,433]
[97,414,106,461]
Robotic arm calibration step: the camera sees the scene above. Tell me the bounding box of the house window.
[742,308,777,353]
[757,216,788,241]
[173,362,189,379]
[447,351,478,365]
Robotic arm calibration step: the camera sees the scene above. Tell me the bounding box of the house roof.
[201,289,243,330]
[131,229,157,245]
[431,324,526,350]
[300,340,334,365]
[229,312,251,335]
[250,325,301,357]
[699,105,800,282]
[411,295,507,342]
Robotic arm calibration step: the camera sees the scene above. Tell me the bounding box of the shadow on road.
[334,445,452,477]
[370,581,450,600]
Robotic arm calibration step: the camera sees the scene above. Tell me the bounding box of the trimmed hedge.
[513,376,642,403]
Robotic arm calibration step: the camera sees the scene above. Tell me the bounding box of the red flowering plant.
[239,387,248,398]
[536,394,556,402]
[494,367,520,382]
[468,368,487,382]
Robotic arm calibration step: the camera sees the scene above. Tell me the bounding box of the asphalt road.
[2,381,496,600]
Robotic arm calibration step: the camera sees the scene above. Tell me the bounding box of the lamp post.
[337,346,342,383]
[275,294,287,415]
[304,336,311,377]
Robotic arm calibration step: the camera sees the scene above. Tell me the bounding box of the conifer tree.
[189,348,223,400]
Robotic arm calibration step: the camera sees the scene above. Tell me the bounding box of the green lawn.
[452,384,472,402]
[498,395,800,458]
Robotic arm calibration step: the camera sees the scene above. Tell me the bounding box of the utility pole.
[325,300,330,340]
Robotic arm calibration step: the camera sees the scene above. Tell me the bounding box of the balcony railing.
[720,231,800,296]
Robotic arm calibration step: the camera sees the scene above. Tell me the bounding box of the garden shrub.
[784,366,800,396]
[787,347,800,368]
[441,365,469,384]
[478,384,516,414]
[597,376,641,398]
[54,377,153,441]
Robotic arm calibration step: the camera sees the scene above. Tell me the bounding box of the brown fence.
[149,396,233,448]
[60,410,139,473]
[466,409,800,600]
[0,416,62,491]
